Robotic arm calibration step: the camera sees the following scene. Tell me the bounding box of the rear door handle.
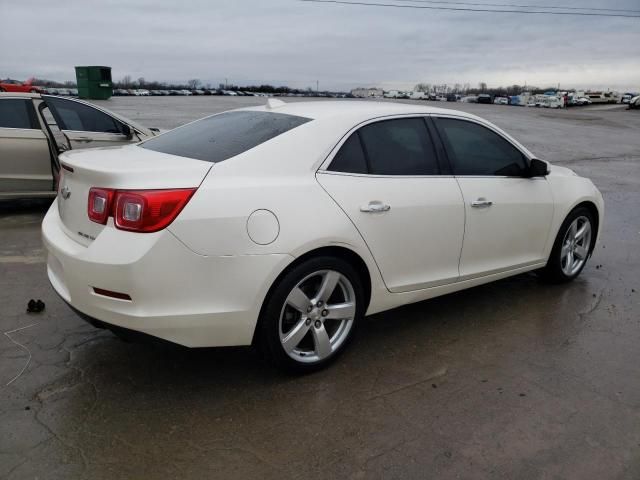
[360,201,391,213]
[471,198,493,208]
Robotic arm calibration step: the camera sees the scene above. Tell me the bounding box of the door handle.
[75,137,93,143]
[360,201,391,213]
[471,198,493,208]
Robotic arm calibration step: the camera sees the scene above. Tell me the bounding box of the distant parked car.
[113,89,129,96]
[179,90,193,96]
[628,96,640,110]
[461,96,478,103]
[477,94,492,104]
[575,97,592,106]
[69,89,78,96]
[56,88,71,96]
[0,78,43,93]
[0,92,162,199]
[493,97,508,105]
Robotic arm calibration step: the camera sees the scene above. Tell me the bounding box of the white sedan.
[42,100,603,372]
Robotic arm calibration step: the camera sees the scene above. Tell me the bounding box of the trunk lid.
[56,144,212,246]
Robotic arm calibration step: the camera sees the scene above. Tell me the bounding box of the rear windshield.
[140,110,312,162]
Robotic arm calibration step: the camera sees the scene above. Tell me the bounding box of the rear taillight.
[88,188,196,233]
[88,188,114,224]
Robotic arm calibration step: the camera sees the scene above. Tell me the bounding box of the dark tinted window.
[140,110,311,162]
[328,133,368,174]
[359,118,438,175]
[44,96,123,133]
[436,118,528,176]
[0,99,39,129]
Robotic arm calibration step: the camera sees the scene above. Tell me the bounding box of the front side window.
[435,118,528,176]
[140,110,311,163]
[328,117,439,175]
[43,96,123,133]
[0,99,39,129]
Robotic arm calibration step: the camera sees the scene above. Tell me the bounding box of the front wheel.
[540,207,595,283]
[258,256,364,373]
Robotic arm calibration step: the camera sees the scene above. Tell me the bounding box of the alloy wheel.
[560,215,592,276]
[278,269,356,363]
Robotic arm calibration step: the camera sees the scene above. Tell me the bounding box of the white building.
[351,87,383,98]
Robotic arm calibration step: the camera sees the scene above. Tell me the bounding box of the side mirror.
[528,158,549,177]
[121,124,133,140]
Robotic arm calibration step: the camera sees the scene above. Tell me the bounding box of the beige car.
[0,93,160,199]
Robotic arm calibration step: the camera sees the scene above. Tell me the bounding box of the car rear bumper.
[42,200,293,347]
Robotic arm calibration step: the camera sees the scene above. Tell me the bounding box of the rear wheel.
[259,256,364,373]
[540,207,594,283]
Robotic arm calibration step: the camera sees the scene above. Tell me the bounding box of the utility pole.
[316,80,319,95]
[225,78,228,89]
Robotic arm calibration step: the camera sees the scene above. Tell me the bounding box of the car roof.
[244,100,480,123]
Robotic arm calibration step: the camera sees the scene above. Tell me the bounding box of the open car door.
[0,96,54,196]
[41,95,144,150]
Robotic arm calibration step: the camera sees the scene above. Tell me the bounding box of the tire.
[258,256,364,373]
[540,206,595,283]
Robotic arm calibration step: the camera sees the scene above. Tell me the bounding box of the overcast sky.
[1,0,639,91]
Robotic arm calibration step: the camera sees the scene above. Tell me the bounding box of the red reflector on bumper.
[92,287,132,301]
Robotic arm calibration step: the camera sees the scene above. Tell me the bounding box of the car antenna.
[266,98,286,109]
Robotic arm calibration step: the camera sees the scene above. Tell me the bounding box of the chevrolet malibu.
[43,100,604,372]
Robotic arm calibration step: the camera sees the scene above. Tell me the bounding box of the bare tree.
[187,79,201,90]
[479,82,487,92]
[414,83,431,92]
[138,77,146,88]
[121,75,132,88]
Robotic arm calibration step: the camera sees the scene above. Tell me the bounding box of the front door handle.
[75,137,93,143]
[360,201,391,213]
[471,198,493,208]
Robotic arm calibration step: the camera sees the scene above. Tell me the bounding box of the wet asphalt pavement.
[1,98,639,479]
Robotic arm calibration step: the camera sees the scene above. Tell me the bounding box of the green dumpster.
[75,66,112,100]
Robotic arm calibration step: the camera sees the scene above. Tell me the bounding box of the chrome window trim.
[316,169,455,179]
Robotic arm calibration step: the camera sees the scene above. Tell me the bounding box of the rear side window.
[328,118,439,175]
[140,110,312,163]
[0,99,39,129]
[44,96,123,133]
[435,118,528,176]
[329,133,368,174]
